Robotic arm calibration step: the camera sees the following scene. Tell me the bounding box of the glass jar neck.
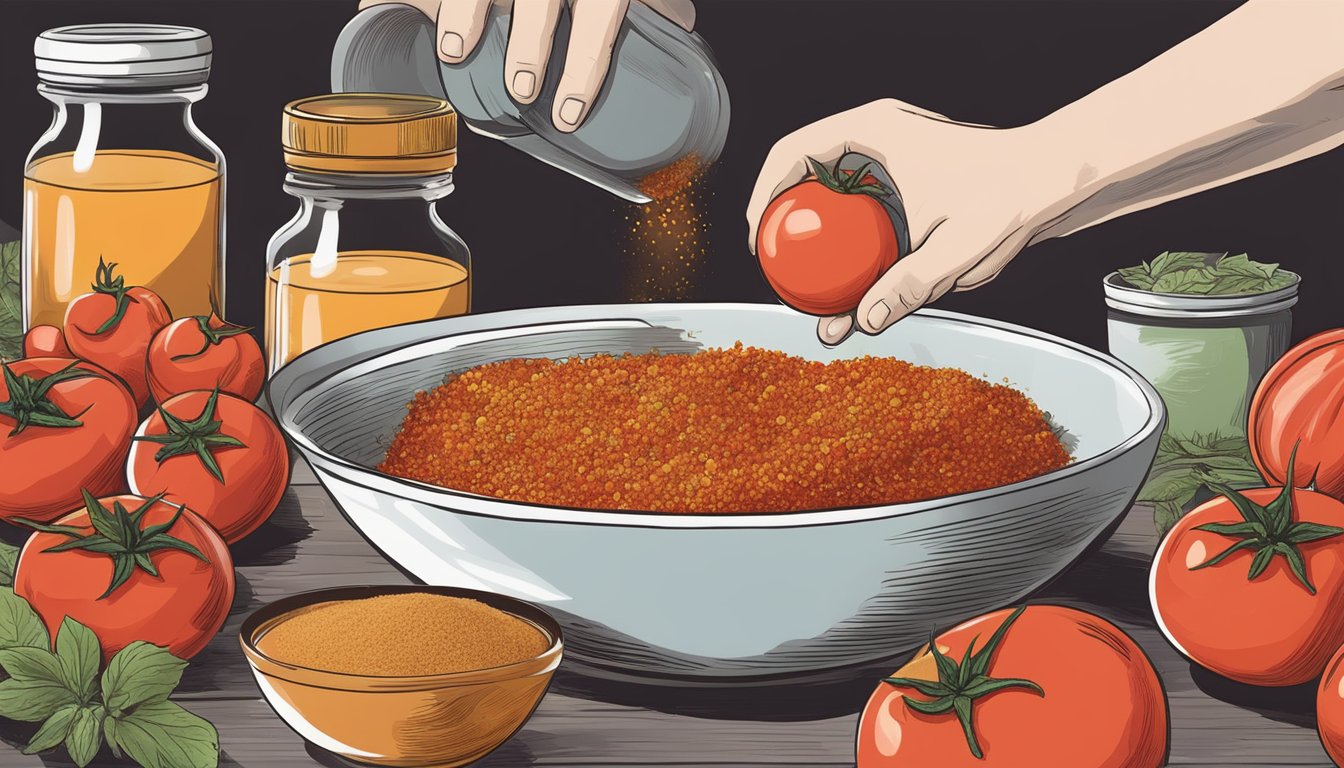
[37,82,207,105]
[283,170,455,201]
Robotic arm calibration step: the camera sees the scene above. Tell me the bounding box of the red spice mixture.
[626,155,708,300]
[378,345,1072,513]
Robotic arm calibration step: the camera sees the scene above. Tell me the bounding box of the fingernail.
[558,97,586,126]
[825,316,851,340]
[512,70,536,99]
[866,301,891,331]
[440,32,464,59]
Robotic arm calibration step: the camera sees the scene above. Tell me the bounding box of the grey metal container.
[331,2,730,203]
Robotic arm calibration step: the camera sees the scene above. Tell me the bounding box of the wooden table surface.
[1,461,1334,767]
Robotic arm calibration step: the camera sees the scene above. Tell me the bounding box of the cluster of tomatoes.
[1,259,288,661]
[853,329,1344,767]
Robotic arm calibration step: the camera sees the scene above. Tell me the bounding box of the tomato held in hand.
[13,493,234,661]
[0,358,136,523]
[22,325,71,358]
[1250,329,1344,500]
[756,158,900,317]
[63,259,173,408]
[147,313,265,404]
[857,604,1167,768]
[128,389,289,543]
[1151,456,1344,686]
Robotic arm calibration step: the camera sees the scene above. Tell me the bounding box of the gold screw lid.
[282,93,457,175]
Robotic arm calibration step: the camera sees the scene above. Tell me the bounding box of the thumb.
[854,234,969,335]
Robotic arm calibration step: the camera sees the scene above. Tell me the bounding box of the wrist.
[1000,118,1097,244]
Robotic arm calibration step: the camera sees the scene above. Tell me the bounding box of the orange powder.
[257,593,549,676]
[379,344,1073,513]
[626,155,709,300]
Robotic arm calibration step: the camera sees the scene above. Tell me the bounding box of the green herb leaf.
[23,702,78,754]
[107,700,220,768]
[0,542,18,588]
[0,588,49,651]
[65,704,105,767]
[1118,251,1294,296]
[102,642,188,717]
[0,241,20,362]
[54,618,101,702]
[0,647,78,722]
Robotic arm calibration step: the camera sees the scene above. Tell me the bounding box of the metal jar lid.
[1103,270,1300,320]
[35,24,212,89]
[281,93,458,175]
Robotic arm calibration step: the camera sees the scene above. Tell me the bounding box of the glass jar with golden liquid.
[265,94,470,372]
[23,24,225,328]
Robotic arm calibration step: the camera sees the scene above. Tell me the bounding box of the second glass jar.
[265,93,469,372]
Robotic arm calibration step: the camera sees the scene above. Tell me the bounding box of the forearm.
[1026,0,1344,242]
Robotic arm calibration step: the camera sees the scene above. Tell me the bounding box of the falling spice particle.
[625,155,709,301]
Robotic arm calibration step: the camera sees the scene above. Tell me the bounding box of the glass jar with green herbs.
[1104,252,1299,533]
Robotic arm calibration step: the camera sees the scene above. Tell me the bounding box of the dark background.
[3,0,1341,353]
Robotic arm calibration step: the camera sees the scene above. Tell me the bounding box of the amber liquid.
[23,149,222,327]
[266,250,470,370]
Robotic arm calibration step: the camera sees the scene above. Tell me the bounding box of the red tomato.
[756,159,899,316]
[1318,645,1344,764]
[1151,480,1344,686]
[22,325,71,358]
[128,389,289,543]
[63,259,172,408]
[0,358,136,523]
[147,313,265,404]
[1250,328,1344,500]
[13,494,234,661]
[857,605,1167,768]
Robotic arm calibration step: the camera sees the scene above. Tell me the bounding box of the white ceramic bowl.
[268,304,1164,683]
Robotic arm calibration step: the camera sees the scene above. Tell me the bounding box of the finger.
[437,0,492,63]
[856,237,967,334]
[817,314,856,347]
[552,0,630,132]
[506,0,563,103]
[642,0,696,30]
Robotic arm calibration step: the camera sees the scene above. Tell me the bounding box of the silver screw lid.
[35,24,212,89]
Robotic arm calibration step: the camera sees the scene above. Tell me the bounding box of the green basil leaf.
[1149,251,1212,277]
[0,241,18,361]
[0,542,17,588]
[65,704,105,768]
[108,700,219,768]
[1151,266,1218,294]
[23,702,79,754]
[0,645,64,683]
[1154,500,1184,537]
[0,588,49,651]
[0,673,78,722]
[101,641,187,717]
[55,618,101,701]
[1266,270,1297,290]
[1216,252,1276,279]
[1116,265,1155,290]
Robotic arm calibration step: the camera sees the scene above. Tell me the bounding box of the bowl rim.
[239,584,564,691]
[270,303,1166,529]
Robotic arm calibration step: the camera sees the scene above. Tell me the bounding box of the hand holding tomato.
[1151,451,1344,686]
[857,604,1167,768]
[63,259,172,408]
[746,99,1068,345]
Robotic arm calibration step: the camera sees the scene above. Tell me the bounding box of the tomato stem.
[90,258,137,335]
[1192,443,1343,594]
[0,361,96,436]
[13,491,209,599]
[807,157,893,198]
[882,605,1043,759]
[133,388,246,483]
[169,315,255,362]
